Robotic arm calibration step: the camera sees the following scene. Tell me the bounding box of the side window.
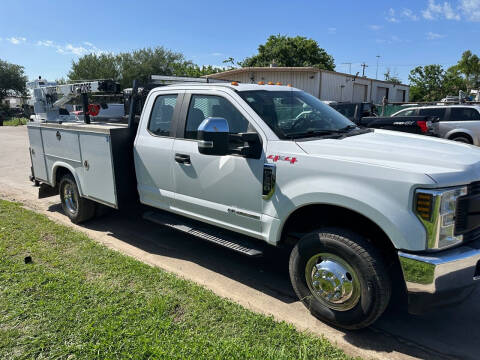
[450,108,480,121]
[418,108,446,120]
[393,108,416,117]
[148,94,177,136]
[185,95,250,139]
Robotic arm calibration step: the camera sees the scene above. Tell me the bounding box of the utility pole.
[360,62,368,77]
[341,62,352,74]
[375,55,381,79]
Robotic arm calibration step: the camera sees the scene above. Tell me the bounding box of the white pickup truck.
[27,79,480,329]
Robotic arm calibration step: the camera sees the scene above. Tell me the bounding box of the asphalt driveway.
[1,125,478,360]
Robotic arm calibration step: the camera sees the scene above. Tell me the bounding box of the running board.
[143,211,264,257]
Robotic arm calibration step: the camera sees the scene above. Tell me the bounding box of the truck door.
[134,90,184,211]
[171,91,265,236]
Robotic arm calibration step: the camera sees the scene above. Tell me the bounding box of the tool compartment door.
[27,126,48,182]
[79,133,117,207]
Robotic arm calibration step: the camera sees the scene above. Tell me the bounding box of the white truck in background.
[27,76,480,329]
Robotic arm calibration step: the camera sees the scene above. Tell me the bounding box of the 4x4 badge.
[267,155,297,164]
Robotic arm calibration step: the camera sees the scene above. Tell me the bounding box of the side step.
[143,210,264,257]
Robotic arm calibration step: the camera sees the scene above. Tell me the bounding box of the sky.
[1,0,479,84]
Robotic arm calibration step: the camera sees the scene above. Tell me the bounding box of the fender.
[264,175,429,251]
[445,128,476,143]
[50,161,85,197]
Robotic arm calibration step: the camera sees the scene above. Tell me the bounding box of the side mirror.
[197,117,230,156]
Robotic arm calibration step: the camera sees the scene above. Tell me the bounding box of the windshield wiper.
[284,130,339,139]
[337,124,358,132]
[284,126,358,139]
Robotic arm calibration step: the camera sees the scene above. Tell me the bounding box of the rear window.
[450,108,480,121]
[418,108,446,120]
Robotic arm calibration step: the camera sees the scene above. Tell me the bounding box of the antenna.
[360,62,368,77]
[375,55,381,79]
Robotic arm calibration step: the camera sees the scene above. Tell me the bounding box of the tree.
[68,53,119,83]
[443,65,467,95]
[384,68,401,84]
[241,35,334,70]
[408,65,446,102]
[0,59,27,101]
[456,50,480,90]
[68,47,222,89]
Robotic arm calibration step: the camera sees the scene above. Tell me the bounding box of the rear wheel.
[450,134,472,144]
[59,174,96,224]
[289,228,391,329]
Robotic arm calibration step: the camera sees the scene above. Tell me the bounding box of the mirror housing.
[197,117,230,156]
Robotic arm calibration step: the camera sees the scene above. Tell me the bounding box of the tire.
[59,174,96,224]
[289,228,391,330]
[450,135,472,144]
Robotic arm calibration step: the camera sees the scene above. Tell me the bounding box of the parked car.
[392,105,480,145]
[329,102,377,123]
[330,102,436,135]
[27,79,480,330]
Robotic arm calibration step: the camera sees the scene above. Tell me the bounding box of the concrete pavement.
[1,125,478,360]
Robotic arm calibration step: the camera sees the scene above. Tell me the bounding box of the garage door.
[353,84,367,102]
[376,87,389,104]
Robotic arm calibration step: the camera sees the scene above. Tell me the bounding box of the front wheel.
[59,174,96,224]
[289,228,391,329]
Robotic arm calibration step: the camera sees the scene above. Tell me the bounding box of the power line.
[341,62,352,74]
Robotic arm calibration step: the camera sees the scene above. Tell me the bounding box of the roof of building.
[204,66,409,87]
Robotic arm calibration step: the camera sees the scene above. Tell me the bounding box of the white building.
[205,67,409,104]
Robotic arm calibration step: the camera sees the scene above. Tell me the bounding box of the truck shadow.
[47,203,479,360]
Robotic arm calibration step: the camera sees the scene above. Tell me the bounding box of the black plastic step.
[143,210,264,257]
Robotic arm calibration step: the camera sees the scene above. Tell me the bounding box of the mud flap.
[38,183,59,199]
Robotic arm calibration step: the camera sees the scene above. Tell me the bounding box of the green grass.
[3,117,28,126]
[0,200,354,360]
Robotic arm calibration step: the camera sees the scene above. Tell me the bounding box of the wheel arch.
[279,203,408,305]
[51,162,84,196]
[446,129,474,143]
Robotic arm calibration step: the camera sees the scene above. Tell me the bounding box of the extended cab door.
[171,90,266,236]
[134,90,184,211]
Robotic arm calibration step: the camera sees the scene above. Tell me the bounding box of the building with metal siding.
[205,67,409,104]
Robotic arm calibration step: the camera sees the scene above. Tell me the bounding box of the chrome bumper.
[398,242,480,313]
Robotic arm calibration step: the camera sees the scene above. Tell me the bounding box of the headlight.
[414,186,467,250]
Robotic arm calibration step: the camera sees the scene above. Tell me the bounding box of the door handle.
[175,153,191,165]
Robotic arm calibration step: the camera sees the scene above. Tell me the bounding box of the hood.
[296,129,480,185]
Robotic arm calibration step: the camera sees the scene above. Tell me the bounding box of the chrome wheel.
[305,253,361,311]
[63,183,78,214]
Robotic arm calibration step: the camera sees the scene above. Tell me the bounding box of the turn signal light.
[416,192,433,220]
[258,81,265,85]
[287,84,293,87]
[231,81,239,86]
[267,81,274,85]
[276,82,282,85]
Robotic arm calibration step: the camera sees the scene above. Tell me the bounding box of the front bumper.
[398,240,480,314]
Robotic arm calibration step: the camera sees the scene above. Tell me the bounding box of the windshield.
[239,90,355,139]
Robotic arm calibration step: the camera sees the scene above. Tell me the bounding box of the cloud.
[422,0,461,20]
[385,8,399,22]
[36,39,105,55]
[6,37,26,44]
[426,31,446,39]
[36,40,54,47]
[375,35,407,44]
[402,8,419,20]
[368,25,383,30]
[327,27,337,34]
[460,0,480,21]
[211,52,223,56]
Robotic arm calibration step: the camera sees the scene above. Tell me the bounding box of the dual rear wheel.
[59,174,96,224]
